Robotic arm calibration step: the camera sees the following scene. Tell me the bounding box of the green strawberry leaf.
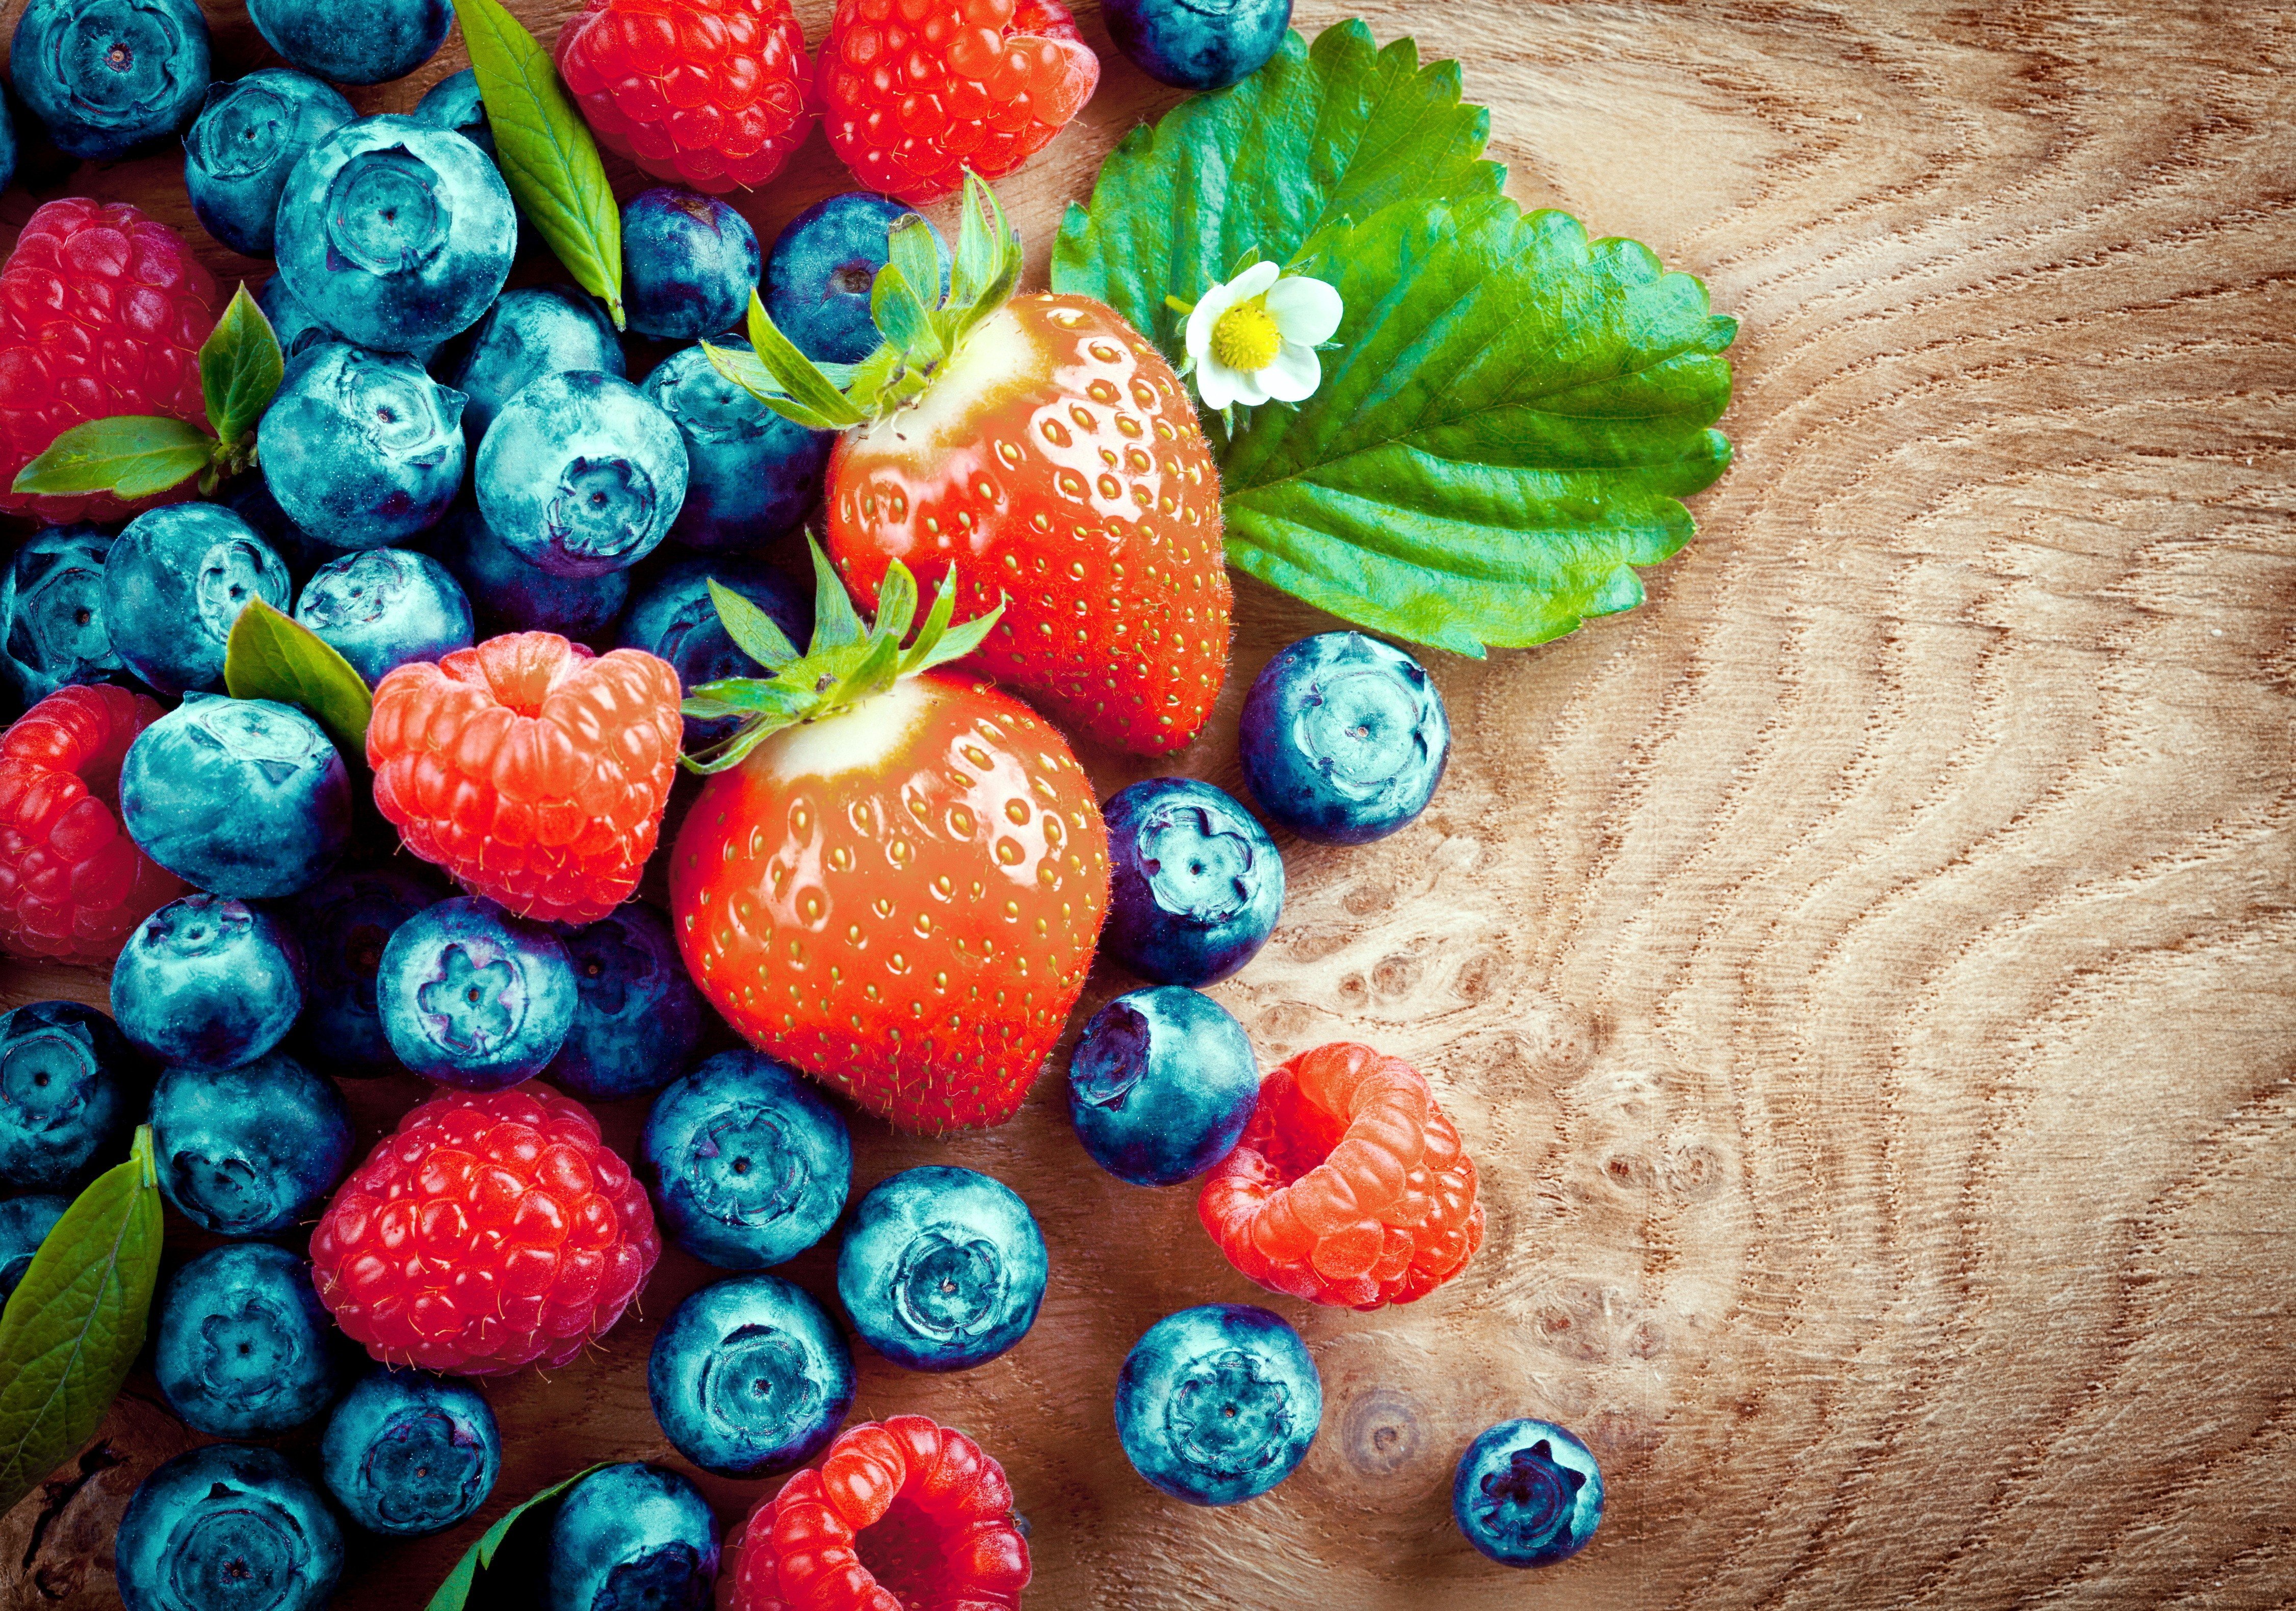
[0,1126,163,1515]
[10,415,215,500]
[705,578,800,670]
[1221,196,1736,655]
[453,0,625,329]
[200,282,284,455]
[423,1463,605,1611]
[223,596,374,755]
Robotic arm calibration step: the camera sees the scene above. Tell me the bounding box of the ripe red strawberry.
[817,0,1099,205]
[556,0,814,194]
[670,548,1109,1132]
[0,685,187,964]
[0,199,219,524]
[368,633,683,925]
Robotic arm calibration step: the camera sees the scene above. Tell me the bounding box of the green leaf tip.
[11,414,215,500]
[224,596,375,757]
[424,1463,606,1611]
[200,282,284,461]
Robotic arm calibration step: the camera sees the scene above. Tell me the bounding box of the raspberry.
[366,632,683,926]
[0,199,218,524]
[721,1415,1031,1611]
[309,1084,661,1375]
[0,685,187,964]
[817,0,1100,205]
[1198,1043,1485,1311]
[556,0,813,195]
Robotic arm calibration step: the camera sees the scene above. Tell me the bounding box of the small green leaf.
[200,283,284,449]
[453,0,625,328]
[944,174,1020,349]
[705,578,799,670]
[224,597,374,753]
[806,536,866,651]
[869,258,944,369]
[424,1464,605,1611]
[743,292,870,429]
[871,561,920,647]
[11,415,214,500]
[888,216,945,320]
[0,1127,163,1515]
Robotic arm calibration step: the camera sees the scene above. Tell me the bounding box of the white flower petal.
[1224,365,1273,408]
[1185,285,1236,367]
[1258,342,1322,403]
[1195,358,1241,412]
[1265,276,1343,347]
[1231,259,1282,300]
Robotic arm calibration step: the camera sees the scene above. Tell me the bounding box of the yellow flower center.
[1210,296,1284,372]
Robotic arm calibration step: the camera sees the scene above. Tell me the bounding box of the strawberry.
[712,175,1231,757]
[668,543,1109,1132]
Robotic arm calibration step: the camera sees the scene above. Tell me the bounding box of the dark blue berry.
[449,285,625,447]
[426,501,633,639]
[642,1050,850,1270]
[640,343,831,552]
[622,187,760,341]
[1101,777,1285,986]
[154,1242,348,1436]
[620,554,811,748]
[150,1052,350,1236]
[0,1001,140,1193]
[476,371,688,579]
[1451,1418,1604,1568]
[100,504,288,697]
[411,68,489,158]
[183,69,353,255]
[294,548,473,685]
[0,1194,67,1302]
[248,0,448,87]
[1114,1303,1322,1505]
[647,1274,853,1478]
[116,1444,343,1611]
[10,0,209,161]
[110,894,303,1071]
[1,524,126,707]
[543,902,707,1100]
[764,192,950,365]
[120,695,353,899]
[1105,0,1293,90]
[1240,631,1450,844]
[282,865,439,1078]
[1069,985,1257,1186]
[546,1463,719,1611]
[256,273,344,362]
[376,896,578,1089]
[321,1368,500,1537]
[836,1165,1047,1373]
[262,344,468,550]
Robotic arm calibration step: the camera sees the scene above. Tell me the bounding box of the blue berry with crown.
[0,1000,141,1193]
[476,371,688,578]
[642,1050,849,1269]
[1240,632,1451,844]
[262,344,467,550]
[837,1165,1048,1372]
[183,69,353,255]
[1115,1303,1322,1505]
[100,505,288,697]
[1452,1418,1604,1568]
[1,525,125,707]
[149,1051,350,1236]
[10,0,209,161]
[116,1444,343,1611]
[120,695,352,899]
[1102,777,1285,987]
[321,1369,501,1537]
[295,548,473,685]
[1069,985,1257,1186]
[376,895,579,1089]
[647,1274,853,1478]
[109,894,303,1072]
[154,1242,348,1437]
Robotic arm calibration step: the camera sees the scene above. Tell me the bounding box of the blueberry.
[257,273,344,362]
[477,371,689,578]
[449,286,624,447]
[150,1052,350,1236]
[0,94,17,194]
[546,1463,719,1611]
[764,192,951,365]
[282,865,439,1078]
[0,1193,67,1303]
[1452,1418,1604,1568]
[183,70,353,255]
[1105,0,1293,90]
[1068,986,1257,1187]
[321,1368,500,1537]
[294,548,473,685]
[10,0,209,162]
[411,68,489,158]
[620,554,811,747]
[248,0,448,87]
[154,1242,347,1436]
[0,524,126,707]
[1240,632,1451,844]
[0,1001,140,1192]
[117,1443,343,1611]
[1101,778,1285,986]
[622,187,760,342]
[543,903,706,1101]
[120,695,352,899]
[426,502,632,638]
[275,116,514,353]
[836,1165,1047,1372]
[110,894,304,1071]
[642,1050,849,1269]
[640,344,831,552]
[1114,1303,1322,1505]
[101,504,289,696]
[647,1274,853,1477]
[262,344,468,550]
[377,896,579,1089]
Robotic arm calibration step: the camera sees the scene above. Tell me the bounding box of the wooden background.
[4,0,2294,1605]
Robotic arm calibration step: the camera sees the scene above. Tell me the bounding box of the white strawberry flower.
[1183,261,1343,414]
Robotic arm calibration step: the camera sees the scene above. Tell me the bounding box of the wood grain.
[4,0,2293,1605]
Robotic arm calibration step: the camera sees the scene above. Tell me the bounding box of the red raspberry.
[366,632,684,926]
[309,1084,661,1374]
[1199,1043,1485,1311]
[817,0,1100,205]
[721,1415,1031,1611]
[0,199,218,524]
[556,0,814,195]
[0,685,187,964]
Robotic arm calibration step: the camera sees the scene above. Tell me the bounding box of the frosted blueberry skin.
[1240,632,1451,845]
[262,344,468,550]
[295,548,473,685]
[547,1463,720,1611]
[120,695,352,899]
[836,1165,1048,1373]
[647,1274,853,1477]
[101,505,288,697]
[150,1052,350,1236]
[116,1444,344,1611]
[249,0,448,88]
[765,192,951,365]
[542,903,706,1101]
[1452,1418,1604,1568]
[1068,986,1257,1187]
[321,1368,500,1537]
[642,1050,849,1269]
[477,371,690,579]
[275,116,515,353]
[0,1194,67,1302]
[1105,0,1293,90]
[426,502,633,638]
[110,895,304,1072]
[283,865,439,1078]
[449,286,624,447]
[1,525,127,707]
[0,1002,140,1193]
[10,0,209,161]
[412,68,489,157]
[1115,1303,1322,1506]
[640,344,831,552]
[622,188,761,341]
[0,94,16,194]
[620,554,811,748]
[376,896,579,1089]
[1101,777,1285,987]
[183,69,353,255]
[154,1242,348,1437]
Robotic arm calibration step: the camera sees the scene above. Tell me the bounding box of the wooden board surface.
[5,0,2294,1605]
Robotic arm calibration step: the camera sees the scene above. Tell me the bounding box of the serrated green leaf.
[1221,196,1735,655]
[11,415,214,499]
[453,0,624,328]
[705,578,800,670]
[424,1463,605,1611]
[870,259,945,368]
[889,216,945,318]
[0,1127,162,1514]
[806,535,866,651]
[746,293,870,429]
[200,283,284,449]
[224,597,374,753]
